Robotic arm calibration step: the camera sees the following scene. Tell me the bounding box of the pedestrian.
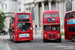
[1,30,5,35]
[35,24,37,28]
[4,32,7,35]
[1,30,5,33]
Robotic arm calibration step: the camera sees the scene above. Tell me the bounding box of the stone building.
[0,0,25,31]
[24,0,75,32]
[0,0,75,32]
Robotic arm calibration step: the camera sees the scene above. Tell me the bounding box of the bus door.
[65,25,69,39]
[10,28,15,40]
[10,23,15,40]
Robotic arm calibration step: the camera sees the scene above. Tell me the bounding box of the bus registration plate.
[19,34,29,37]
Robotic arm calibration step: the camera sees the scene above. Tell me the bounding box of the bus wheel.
[72,35,75,42]
[43,38,48,43]
[58,38,61,42]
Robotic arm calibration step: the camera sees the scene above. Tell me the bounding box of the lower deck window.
[52,25,59,31]
[68,26,75,32]
[44,25,50,31]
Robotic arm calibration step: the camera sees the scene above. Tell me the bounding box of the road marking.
[6,43,11,50]
[68,42,74,43]
[48,43,75,49]
[48,43,62,46]
[5,39,10,43]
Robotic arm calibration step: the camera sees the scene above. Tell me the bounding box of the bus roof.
[15,12,31,14]
[43,10,59,13]
[65,10,75,14]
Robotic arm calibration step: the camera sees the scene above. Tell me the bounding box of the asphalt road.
[3,37,75,50]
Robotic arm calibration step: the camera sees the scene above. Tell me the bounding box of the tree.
[0,10,6,31]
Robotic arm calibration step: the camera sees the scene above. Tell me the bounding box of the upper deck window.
[65,13,70,19]
[44,14,51,17]
[18,15,29,18]
[71,11,75,18]
[10,17,15,23]
[52,13,58,17]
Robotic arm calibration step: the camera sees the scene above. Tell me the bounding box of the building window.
[15,0,17,1]
[31,9,35,20]
[12,0,17,2]
[5,4,7,9]
[19,9,21,11]
[2,4,4,10]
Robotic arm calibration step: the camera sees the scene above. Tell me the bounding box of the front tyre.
[59,38,61,42]
[43,38,48,43]
[57,38,61,42]
[71,35,75,42]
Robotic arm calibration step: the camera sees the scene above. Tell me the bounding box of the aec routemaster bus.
[9,13,33,42]
[43,10,61,42]
[64,10,75,42]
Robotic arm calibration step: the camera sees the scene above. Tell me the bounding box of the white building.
[0,0,25,31]
[0,0,75,32]
[24,0,75,32]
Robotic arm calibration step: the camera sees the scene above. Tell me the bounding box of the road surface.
[3,36,75,50]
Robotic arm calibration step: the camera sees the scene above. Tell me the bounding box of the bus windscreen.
[18,15,29,18]
[17,23,31,31]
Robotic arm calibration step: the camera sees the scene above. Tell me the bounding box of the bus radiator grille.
[48,33,56,40]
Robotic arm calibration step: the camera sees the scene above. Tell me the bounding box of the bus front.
[14,13,33,41]
[43,10,61,42]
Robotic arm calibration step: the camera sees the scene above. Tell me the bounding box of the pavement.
[0,35,10,39]
[0,34,9,50]
[0,39,7,50]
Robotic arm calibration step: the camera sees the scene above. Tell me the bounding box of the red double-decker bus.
[64,10,75,42]
[43,10,61,42]
[9,13,33,42]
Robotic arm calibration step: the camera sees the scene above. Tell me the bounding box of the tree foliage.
[0,10,6,31]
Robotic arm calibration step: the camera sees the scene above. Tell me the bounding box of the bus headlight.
[58,34,60,37]
[45,35,46,37]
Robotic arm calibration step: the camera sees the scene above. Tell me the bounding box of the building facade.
[0,0,25,31]
[0,0,75,32]
[24,0,75,32]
